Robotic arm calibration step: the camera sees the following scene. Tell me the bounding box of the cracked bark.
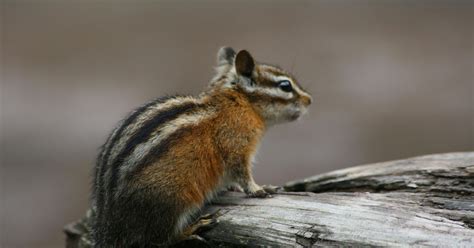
[65,152,474,247]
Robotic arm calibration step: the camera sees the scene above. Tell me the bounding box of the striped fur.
[91,47,312,247]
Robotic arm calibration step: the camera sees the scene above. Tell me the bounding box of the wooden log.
[64,152,474,247]
[284,152,474,195]
[203,191,474,247]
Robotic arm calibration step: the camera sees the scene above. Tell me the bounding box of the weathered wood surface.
[284,152,474,230]
[204,191,474,247]
[285,152,474,195]
[65,152,474,247]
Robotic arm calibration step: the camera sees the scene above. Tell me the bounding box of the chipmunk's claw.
[262,185,281,194]
[193,212,219,234]
[173,211,221,248]
[227,185,244,192]
[248,189,272,198]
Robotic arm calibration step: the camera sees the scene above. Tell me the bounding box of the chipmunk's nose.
[302,95,312,106]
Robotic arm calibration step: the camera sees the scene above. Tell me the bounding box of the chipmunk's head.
[211,47,312,125]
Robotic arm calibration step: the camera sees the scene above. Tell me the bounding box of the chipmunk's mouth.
[288,107,307,121]
[289,113,300,121]
[289,110,304,121]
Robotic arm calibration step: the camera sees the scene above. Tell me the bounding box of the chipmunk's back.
[93,95,220,246]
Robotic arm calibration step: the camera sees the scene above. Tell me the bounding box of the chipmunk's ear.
[217,47,236,66]
[235,50,255,78]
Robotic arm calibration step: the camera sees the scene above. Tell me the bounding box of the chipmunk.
[91,47,312,247]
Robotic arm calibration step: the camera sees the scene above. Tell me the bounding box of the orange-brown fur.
[91,47,311,247]
[133,88,264,206]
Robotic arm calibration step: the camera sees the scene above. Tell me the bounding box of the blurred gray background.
[1,0,473,247]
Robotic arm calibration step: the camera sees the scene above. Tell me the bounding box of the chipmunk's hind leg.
[170,210,220,248]
[184,211,220,235]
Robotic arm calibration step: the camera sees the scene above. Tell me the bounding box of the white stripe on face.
[231,64,311,101]
[272,75,310,100]
[291,82,311,100]
[251,87,294,100]
[242,73,293,99]
[270,73,308,99]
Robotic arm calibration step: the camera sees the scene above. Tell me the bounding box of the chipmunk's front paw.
[244,181,274,198]
[249,189,272,198]
[246,186,272,198]
[262,185,281,194]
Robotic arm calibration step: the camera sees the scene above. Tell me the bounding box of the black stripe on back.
[101,96,176,167]
[95,96,173,216]
[100,96,175,170]
[106,101,203,206]
[126,126,193,182]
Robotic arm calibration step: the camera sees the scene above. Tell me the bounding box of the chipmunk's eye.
[278,80,292,92]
